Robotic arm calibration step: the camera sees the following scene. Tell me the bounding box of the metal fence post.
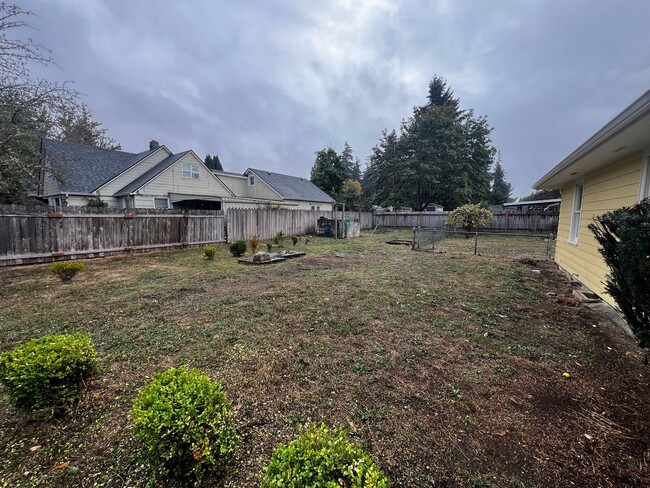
[546,233,554,261]
[474,232,478,255]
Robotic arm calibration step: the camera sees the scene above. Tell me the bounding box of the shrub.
[291,235,299,246]
[131,366,238,482]
[446,203,492,234]
[0,333,98,412]
[250,235,260,253]
[49,261,85,282]
[229,240,247,257]
[589,199,650,347]
[204,246,217,260]
[266,242,273,252]
[260,423,388,487]
[273,231,284,246]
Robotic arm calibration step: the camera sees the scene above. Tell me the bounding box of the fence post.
[411,227,416,250]
[546,233,554,261]
[474,232,478,255]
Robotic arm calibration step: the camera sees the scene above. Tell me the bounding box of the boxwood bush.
[229,240,247,257]
[49,261,85,282]
[131,366,238,482]
[203,246,217,260]
[260,423,388,487]
[0,333,98,412]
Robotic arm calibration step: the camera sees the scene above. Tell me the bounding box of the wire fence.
[412,228,556,261]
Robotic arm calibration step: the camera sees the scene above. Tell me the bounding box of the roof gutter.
[533,89,650,189]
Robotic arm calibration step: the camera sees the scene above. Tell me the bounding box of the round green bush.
[49,261,85,281]
[229,240,247,257]
[204,246,217,260]
[260,423,388,487]
[0,333,98,412]
[131,366,238,482]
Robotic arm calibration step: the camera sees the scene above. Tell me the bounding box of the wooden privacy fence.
[0,205,556,266]
[0,205,225,266]
[373,211,558,234]
[226,208,332,242]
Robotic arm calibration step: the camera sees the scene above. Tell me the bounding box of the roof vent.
[149,139,160,150]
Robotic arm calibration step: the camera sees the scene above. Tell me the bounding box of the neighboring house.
[39,139,233,209]
[423,203,444,212]
[38,139,334,211]
[213,168,334,211]
[533,89,650,307]
[502,199,561,213]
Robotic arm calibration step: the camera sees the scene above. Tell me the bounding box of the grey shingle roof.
[43,139,157,193]
[248,168,334,203]
[115,151,191,196]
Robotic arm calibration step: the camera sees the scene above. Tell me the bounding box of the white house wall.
[289,201,333,211]
[247,177,283,200]
[217,174,248,196]
[139,154,232,198]
[97,147,172,196]
[41,170,60,197]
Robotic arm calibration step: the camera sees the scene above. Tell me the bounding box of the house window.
[641,155,650,200]
[568,183,583,244]
[310,204,321,211]
[249,175,255,186]
[153,197,170,209]
[182,163,200,179]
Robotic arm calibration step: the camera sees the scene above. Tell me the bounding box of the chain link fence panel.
[412,228,556,261]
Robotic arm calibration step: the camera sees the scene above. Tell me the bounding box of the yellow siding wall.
[555,152,644,307]
[140,154,232,198]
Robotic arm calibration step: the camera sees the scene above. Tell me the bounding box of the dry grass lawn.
[0,231,648,487]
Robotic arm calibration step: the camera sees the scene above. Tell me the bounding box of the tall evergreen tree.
[310,147,347,198]
[488,158,513,205]
[341,141,354,178]
[366,75,498,210]
[351,157,362,181]
[204,154,223,171]
[57,104,121,150]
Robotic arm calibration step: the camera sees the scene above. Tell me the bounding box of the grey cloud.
[22,0,650,197]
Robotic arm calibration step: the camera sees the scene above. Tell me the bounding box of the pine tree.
[366,75,497,210]
[310,147,347,198]
[204,154,223,171]
[489,158,513,205]
[57,104,121,150]
[351,157,362,181]
[341,141,354,179]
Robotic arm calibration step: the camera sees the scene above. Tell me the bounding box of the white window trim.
[182,163,200,179]
[153,197,171,209]
[568,181,584,245]
[249,175,256,186]
[639,152,650,201]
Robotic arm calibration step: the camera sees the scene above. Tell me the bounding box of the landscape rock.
[253,252,271,263]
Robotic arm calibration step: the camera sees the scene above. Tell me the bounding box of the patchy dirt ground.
[0,233,648,487]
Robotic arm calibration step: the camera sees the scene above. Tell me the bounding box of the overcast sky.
[21,0,650,198]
